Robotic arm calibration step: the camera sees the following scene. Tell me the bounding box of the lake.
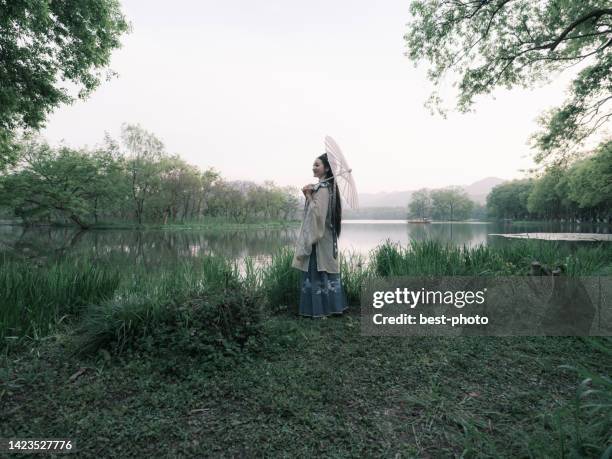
[1,220,610,269]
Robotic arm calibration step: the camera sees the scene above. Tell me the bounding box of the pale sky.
[41,0,583,193]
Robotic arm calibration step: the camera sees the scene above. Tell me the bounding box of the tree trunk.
[70,214,90,230]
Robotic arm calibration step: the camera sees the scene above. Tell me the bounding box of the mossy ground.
[2,309,609,457]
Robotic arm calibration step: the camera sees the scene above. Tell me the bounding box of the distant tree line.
[0,124,300,228]
[487,141,611,222]
[408,187,477,221]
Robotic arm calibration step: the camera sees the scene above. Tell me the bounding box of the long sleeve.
[308,185,329,244]
[293,186,329,261]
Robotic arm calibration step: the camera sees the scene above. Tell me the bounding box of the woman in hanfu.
[291,153,348,317]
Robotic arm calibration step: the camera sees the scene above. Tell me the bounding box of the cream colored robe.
[291,182,339,273]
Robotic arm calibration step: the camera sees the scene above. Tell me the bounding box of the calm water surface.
[1,220,610,270]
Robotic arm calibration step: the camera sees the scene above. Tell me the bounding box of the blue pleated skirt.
[299,244,348,317]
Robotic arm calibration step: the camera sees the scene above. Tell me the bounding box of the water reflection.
[0,226,297,268]
[0,220,609,267]
[341,221,490,254]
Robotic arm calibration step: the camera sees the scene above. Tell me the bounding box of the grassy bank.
[0,217,301,231]
[2,239,611,350]
[91,218,301,230]
[1,240,611,456]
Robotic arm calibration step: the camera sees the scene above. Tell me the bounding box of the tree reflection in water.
[0,221,609,272]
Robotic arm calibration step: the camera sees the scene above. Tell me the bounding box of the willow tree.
[0,140,121,228]
[430,187,474,221]
[120,124,165,225]
[408,188,432,220]
[0,1,130,169]
[404,1,611,164]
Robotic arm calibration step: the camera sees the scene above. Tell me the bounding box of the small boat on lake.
[406,218,431,224]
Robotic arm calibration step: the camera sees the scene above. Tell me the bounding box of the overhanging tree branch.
[549,8,612,51]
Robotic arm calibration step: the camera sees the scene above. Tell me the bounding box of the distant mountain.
[356,177,506,208]
[462,177,507,204]
[357,190,413,208]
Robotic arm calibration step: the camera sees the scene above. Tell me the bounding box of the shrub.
[73,255,263,357]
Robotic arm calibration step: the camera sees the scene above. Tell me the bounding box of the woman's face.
[312,158,327,178]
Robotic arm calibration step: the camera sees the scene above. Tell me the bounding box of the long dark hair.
[317,153,342,238]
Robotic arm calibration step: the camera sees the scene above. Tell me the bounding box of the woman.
[291,153,348,317]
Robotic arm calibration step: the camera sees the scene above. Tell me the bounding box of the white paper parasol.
[322,135,359,209]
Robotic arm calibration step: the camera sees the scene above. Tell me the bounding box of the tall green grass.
[259,247,301,313]
[2,239,610,353]
[340,249,369,305]
[370,239,612,277]
[552,337,612,457]
[0,257,121,346]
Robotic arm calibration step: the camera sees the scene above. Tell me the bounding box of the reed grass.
[2,239,611,352]
[553,337,612,457]
[370,239,612,277]
[259,246,301,313]
[0,257,121,347]
[339,249,370,305]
